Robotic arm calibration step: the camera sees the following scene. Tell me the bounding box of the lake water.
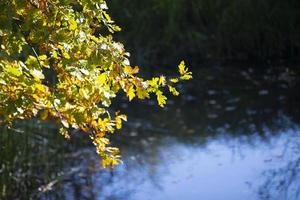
[1,65,300,200]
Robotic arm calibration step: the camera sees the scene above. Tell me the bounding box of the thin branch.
[14,22,44,69]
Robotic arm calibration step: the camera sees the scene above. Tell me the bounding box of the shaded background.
[109,0,300,67]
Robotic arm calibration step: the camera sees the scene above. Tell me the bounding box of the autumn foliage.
[0,0,192,167]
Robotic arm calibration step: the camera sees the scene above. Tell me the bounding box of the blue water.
[56,125,300,200]
[2,66,300,200]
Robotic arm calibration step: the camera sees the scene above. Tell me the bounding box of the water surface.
[1,65,300,200]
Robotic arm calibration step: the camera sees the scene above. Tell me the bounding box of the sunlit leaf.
[30,69,45,80]
[4,66,22,77]
[69,19,77,31]
[0,0,191,169]
[127,86,135,101]
[178,60,187,75]
[95,73,107,84]
[168,86,179,96]
[156,90,167,107]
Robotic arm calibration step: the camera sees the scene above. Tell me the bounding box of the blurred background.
[1,0,300,199]
[109,0,300,67]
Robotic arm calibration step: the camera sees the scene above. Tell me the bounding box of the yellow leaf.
[52,51,58,58]
[62,52,70,59]
[156,90,167,107]
[159,76,166,86]
[35,83,46,92]
[95,73,107,84]
[148,77,159,87]
[168,86,180,96]
[170,78,179,83]
[115,117,122,129]
[136,86,149,99]
[115,112,127,121]
[118,114,127,122]
[91,120,98,129]
[89,35,100,43]
[103,11,112,22]
[124,65,139,75]
[79,88,89,99]
[32,94,40,100]
[69,19,77,31]
[180,73,193,80]
[38,55,47,61]
[178,60,187,75]
[127,86,135,101]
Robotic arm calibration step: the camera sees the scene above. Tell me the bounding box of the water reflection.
[1,66,300,199]
[258,132,300,200]
[36,127,300,200]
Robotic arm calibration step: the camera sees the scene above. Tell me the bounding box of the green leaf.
[4,66,22,77]
[25,56,39,69]
[0,0,192,169]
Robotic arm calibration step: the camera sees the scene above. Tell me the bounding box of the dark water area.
[1,65,300,200]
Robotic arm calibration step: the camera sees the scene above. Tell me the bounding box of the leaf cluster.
[0,0,192,167]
